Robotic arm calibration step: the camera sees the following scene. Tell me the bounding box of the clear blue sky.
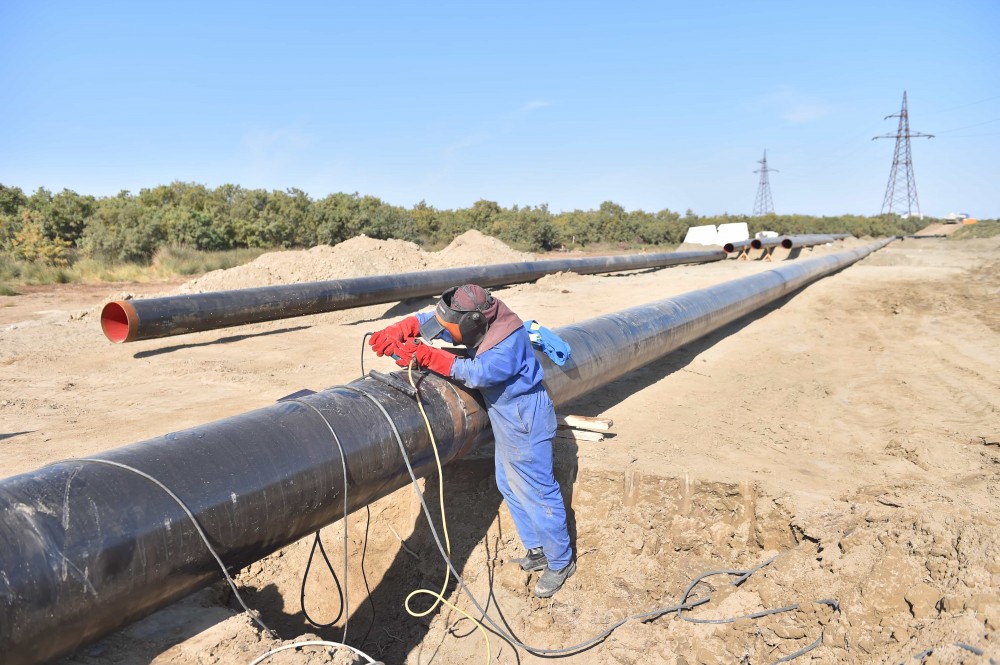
[2,1,998,218]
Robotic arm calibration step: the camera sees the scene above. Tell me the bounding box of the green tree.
[490,204,555,251]
[82,191,164,262]
[45,189,96,246]
[10,209,72,266]
[0,184,27,216]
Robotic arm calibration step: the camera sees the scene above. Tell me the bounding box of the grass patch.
[152,245,268,275]
[0,246,269,286]
[0,284,21,296]
[950,220,1000,240]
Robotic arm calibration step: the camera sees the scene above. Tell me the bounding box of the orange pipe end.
[101,301,139,343]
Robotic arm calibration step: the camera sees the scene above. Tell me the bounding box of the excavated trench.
[229,461,810,664]
[55,456,999,664]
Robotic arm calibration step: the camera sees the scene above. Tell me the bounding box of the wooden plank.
[555,427,604,442]
[556,415,613,432]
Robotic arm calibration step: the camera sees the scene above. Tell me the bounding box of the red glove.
[369,316,420,357]
[393,339,419,368]
[412,342,456,376]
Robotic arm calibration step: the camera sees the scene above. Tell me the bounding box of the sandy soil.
[1,230,998,665]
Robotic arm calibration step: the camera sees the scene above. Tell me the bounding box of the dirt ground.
[1,228,998,665]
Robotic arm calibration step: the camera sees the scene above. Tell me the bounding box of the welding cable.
[958,642,998,665]
[289,398,350,642]
[771,635,823,664]
[671,545,839,664]
[298,533,344,628]
[673,558,839,663]
[291,395,378,649]
[338,380,705,656]
[49,458,279,639]
[51,454,382,664]
[247,639,380,665]
[401,359,453,618]
[361,340,455,618]
[403,361,493,660]
[357,505,376,648]
[360,332,373,378]
[905,642,998,665]
[339,365,493,664]
[346,378,841,663]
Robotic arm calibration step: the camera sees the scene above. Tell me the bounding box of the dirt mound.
[433,229,536,267]
[176,232,536,294]
[178,236,429,293]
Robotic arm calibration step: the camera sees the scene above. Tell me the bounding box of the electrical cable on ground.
[45,342,877,664]
[48,370,837,665]
[247,639,379,665]
[338,361,493,664]
[343,362,842,664]
[904,642,998,665]
[289,398,350,642]
[357,505,376,648]
[299,532,344,628]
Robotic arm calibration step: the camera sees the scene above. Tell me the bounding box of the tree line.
[0,181,934,266]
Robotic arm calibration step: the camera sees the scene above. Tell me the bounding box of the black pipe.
[722,239,753,253]
[750,236,784,250]
[0,239,892,664]
[543,238,891,406]
[780,234,850,250]
[0,376,492,665]
[101,250,726,343]
[749,234,851,251]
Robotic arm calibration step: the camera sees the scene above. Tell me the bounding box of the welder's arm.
[369,316,420,357]
[449,346,520,388]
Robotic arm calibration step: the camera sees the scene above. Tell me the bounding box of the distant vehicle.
[943,212,969,224]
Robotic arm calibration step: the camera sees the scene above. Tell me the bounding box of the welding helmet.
[419,285,492,347]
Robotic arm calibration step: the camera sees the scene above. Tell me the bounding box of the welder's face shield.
[419,286,491,347]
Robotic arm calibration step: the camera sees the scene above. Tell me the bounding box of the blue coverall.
[416,313,573,569]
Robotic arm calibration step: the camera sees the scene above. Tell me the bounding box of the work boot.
[534,561,576,598]
[509,547,548,572]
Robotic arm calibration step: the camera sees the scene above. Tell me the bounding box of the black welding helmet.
[419,285,492,347]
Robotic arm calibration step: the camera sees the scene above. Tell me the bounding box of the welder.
[369,284,575,598]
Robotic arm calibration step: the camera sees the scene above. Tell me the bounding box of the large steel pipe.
[0,376,492,665]
[722,239,753,254]
[543,237,892,406]
[750,234,852,251]
[780,234,851,250]
[101,250,726,343]
[750,236,785,250]
[0,239,892,664]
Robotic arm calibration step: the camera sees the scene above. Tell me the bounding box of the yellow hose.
[402,359,490,664]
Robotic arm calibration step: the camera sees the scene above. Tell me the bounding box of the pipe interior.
[100,302,130,343]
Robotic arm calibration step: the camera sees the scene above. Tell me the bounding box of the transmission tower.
[873,91,934,217]
[753,150,777,216]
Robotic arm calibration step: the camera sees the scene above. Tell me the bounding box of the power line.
[752,150,777,216]
[873,91,933,217]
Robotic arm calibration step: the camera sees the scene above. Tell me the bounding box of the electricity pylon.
[753,150,777,216]
[873,91,934,217]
